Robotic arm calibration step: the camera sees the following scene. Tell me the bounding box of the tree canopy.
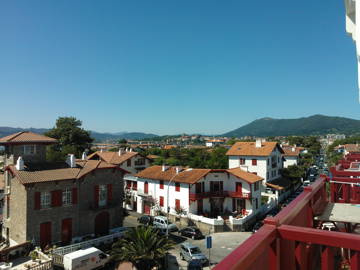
[45,117,93,161]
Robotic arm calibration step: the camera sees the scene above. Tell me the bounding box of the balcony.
[189,191,251,201]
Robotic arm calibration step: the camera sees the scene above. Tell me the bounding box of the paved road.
[168,231,252,270]
[123,212,252,269]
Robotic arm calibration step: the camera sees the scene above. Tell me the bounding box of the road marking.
[221,246,226,248]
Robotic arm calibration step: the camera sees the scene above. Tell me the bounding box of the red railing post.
[269,239,279,270]
[351,251,360,270]
[295,241,307,270]
[321,246,334,270]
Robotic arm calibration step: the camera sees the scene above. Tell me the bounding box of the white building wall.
[228,148,283,183]
[283,156,298,168]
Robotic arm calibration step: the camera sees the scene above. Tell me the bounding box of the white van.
[153,216,178,233]
[63,247,109,270]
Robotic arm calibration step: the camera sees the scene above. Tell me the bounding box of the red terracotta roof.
[6,160,127,185]
[227,168,263,183]
[135,166,211,184]
[282,146,303,156]
[226,142,284,156]
[87,151,139,165]
[0,131,57,145]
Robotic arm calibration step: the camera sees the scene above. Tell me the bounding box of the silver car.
[180,242,208,265]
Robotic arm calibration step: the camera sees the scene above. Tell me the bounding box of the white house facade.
[131,166,263,219]
[226,140,284,183]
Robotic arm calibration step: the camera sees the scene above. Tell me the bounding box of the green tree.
[45,117,93,161]
[110,226,174,270]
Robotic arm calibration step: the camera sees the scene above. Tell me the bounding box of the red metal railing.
[189,191,251,200]
[214,175,360,270]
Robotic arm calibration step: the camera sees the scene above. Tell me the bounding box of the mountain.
[223,115,360,137]
[0,127,158,142]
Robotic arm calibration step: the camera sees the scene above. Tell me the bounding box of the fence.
[213,176,360,270]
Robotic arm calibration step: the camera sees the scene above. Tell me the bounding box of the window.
[160,180,164,189]
[255,198,258,209]
[62,188,72,206]
[133,181,137,191]
[135,158,146,166]
[126,181,131,189]
[240,158,245,165]
[159,196,164,207]
[252,172,257,175]
[127,159,131,167]
[6,196,9,218]
[267,172,269,179]
[23,145,36,155]
[267,159,270,166]
[210,181,223,192]
[254,182,259,192]
[175,183,180,192]
[252,159,257,166]
[99,185,107,207]
[41,192,51,209]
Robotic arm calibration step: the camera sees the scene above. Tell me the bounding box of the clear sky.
[0,0,358,135]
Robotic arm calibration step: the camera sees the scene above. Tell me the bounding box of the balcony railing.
[189,191,251,200]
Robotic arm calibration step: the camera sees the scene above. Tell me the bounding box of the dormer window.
[23,145,36,155]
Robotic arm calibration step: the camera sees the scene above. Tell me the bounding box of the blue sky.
[0,0,358,135]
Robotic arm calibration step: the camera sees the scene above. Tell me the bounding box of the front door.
[61,218,72,245]
[144,203,150,214]
[40,222,52,249]
[94,211,109,236]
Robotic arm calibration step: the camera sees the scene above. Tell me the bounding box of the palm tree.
[111,226,174,270]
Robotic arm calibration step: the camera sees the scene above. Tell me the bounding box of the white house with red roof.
[226,139,284,183]
[133,166,263,223]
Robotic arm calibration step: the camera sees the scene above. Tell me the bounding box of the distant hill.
[223,115,360,137]
[0,127,158,142]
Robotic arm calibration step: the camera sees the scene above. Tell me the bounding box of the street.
[123,212,252,270]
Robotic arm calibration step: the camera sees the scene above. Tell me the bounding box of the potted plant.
[29,250,38,261]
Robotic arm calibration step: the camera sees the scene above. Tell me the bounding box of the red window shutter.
[51,190,62,207]
[94,185,99,207]
[107,184,113,202]
[252,159,257,166]
[72,188,78,204]
[160,180,164,189]
[133,182,137,191]
[175,183,180,192]
[35,192,41,210]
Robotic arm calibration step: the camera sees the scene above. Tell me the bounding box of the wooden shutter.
[34,192,41,210]
[51,190,62,207]
[107,184,113,202]
[72,188,78,204]
[94,185,99,207]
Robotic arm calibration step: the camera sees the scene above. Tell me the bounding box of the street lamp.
[166,166,179,239]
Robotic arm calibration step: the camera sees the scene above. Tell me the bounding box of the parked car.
[188,259,203,270]
[137,215,154,226]
[153,216,179,232]
[180,242,208,265]
[179,227,204,240]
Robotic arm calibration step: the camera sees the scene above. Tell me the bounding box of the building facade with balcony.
[0,132,127,249]
[133,166,263,219]
[226,139,284,184]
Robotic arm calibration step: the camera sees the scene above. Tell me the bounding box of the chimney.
[176,166,179,174]
[66,154,76,168]
[162,164,166,172]
[81,152,87,160]
[130,148,133,152]
[118,149,123,156]
[15,156,24,171]
[255,138,262,148]
[100,148,103,153]
[292,147,296,152]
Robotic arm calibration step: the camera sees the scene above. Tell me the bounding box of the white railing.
[52,230,126,256]
[187,213,224,226]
